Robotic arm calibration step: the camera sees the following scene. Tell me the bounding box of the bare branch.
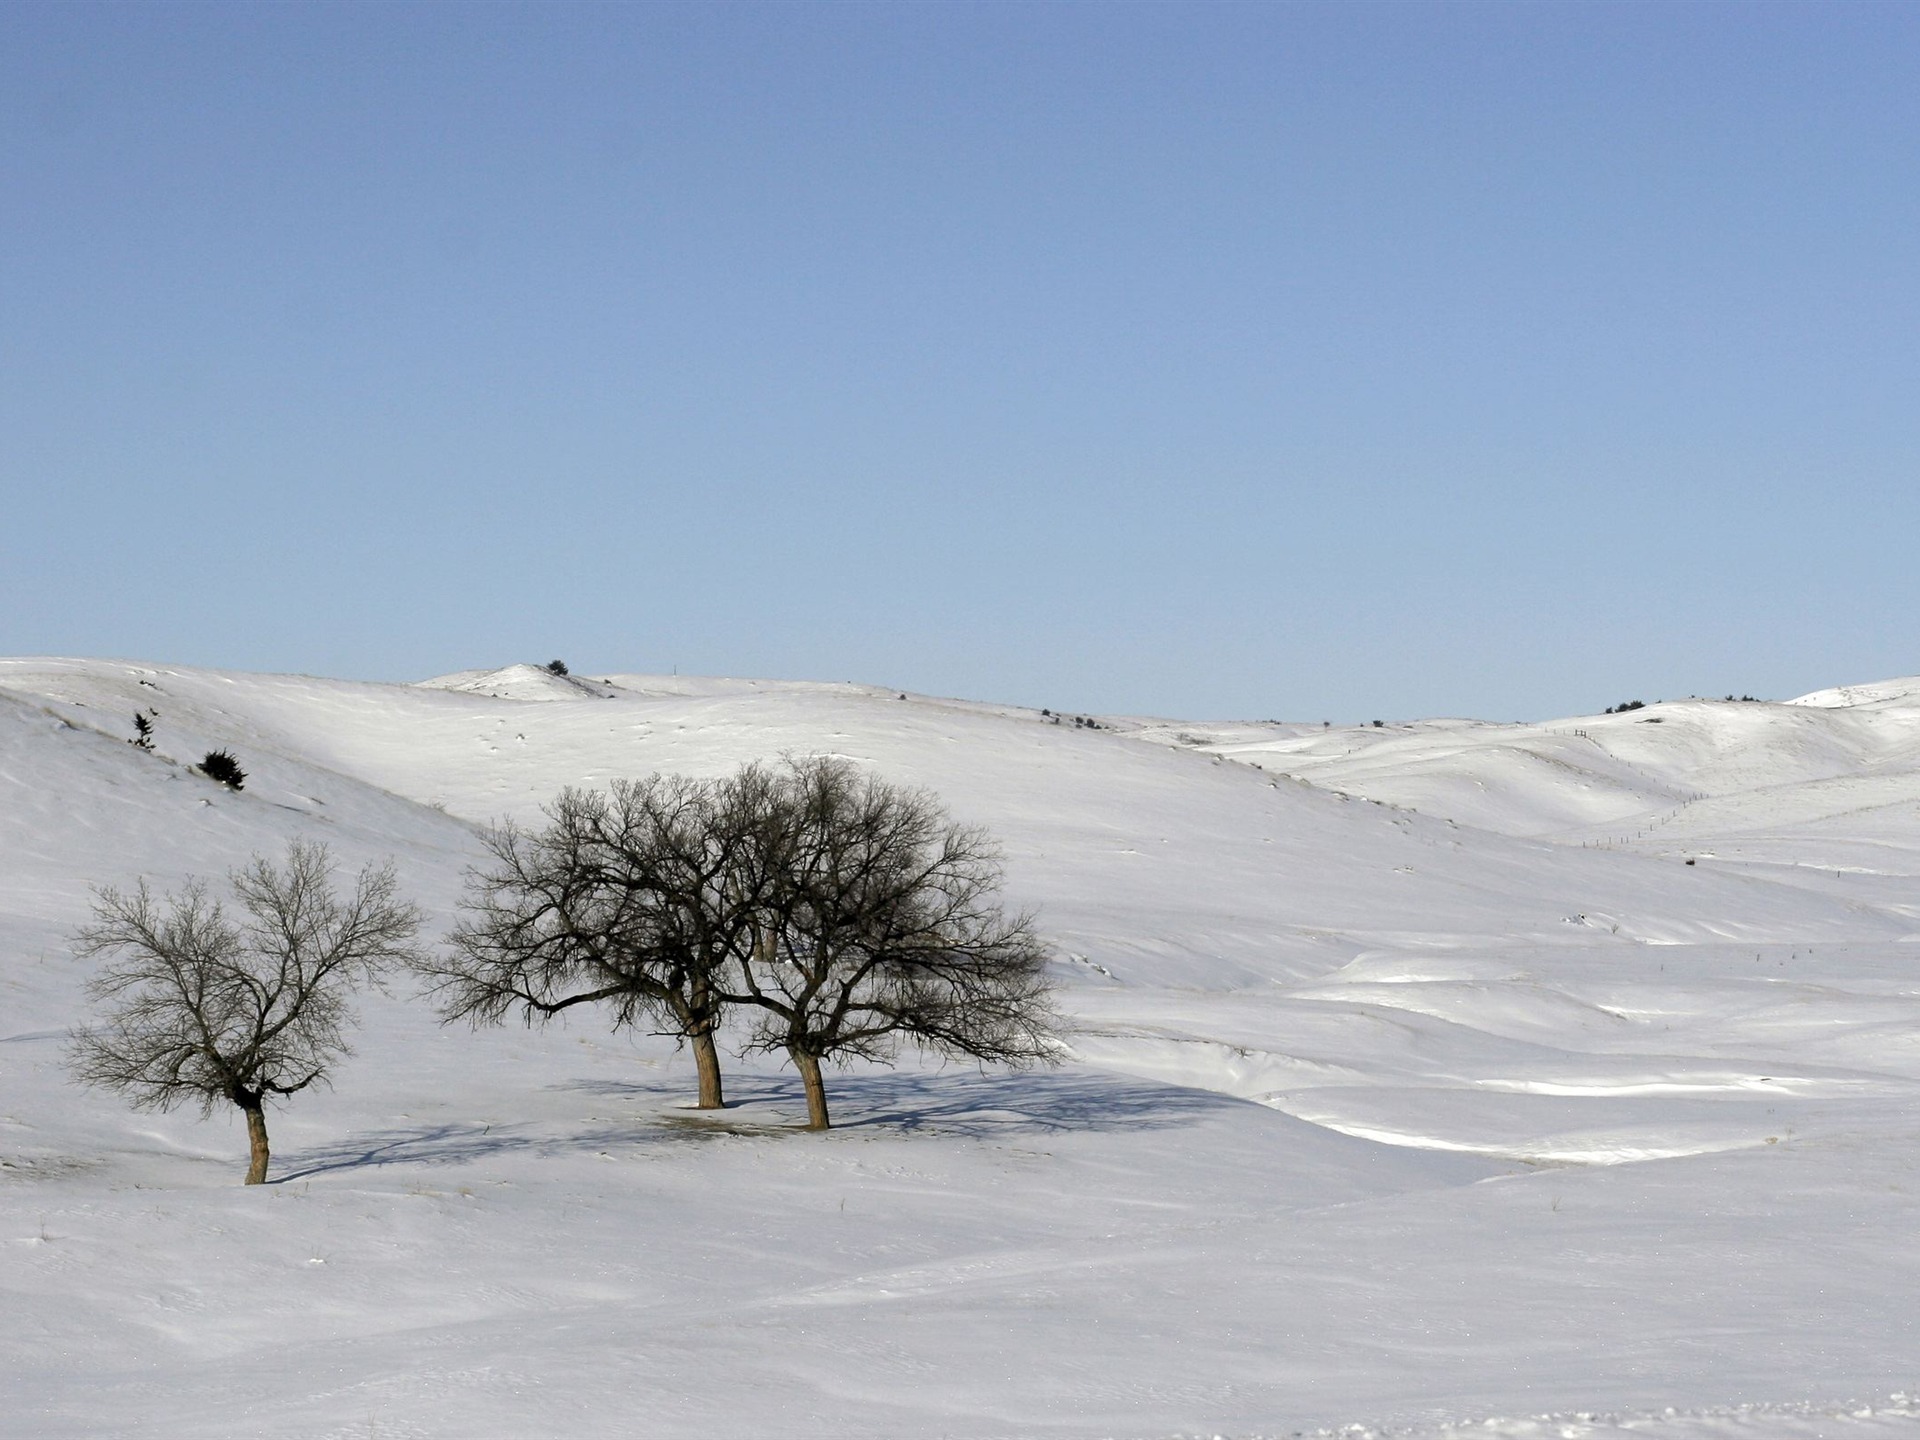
[418,773,781,1110]
[732,757,1062,1128]
[65,842,424,1183]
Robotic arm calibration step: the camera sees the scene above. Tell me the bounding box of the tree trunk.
[242,1103,270,1185]
[792,1049,830,1130]
[691,1026,726,1109]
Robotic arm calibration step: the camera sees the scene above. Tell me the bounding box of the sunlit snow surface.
[3,659,1917,1439]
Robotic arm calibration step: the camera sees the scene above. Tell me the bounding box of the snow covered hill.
[3,658,1918,1439]
[1129,687,1920,872]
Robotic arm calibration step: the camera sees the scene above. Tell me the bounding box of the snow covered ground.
[2,658,1916,1438]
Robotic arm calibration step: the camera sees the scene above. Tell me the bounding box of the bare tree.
[66,841,424,1184]
[418,770,780,1109]
[736,757,1061,1130]
[422,760,1060,1129]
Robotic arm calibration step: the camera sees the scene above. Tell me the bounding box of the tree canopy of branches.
[424,759,1060,1129]
[66,841,424,1184]
[740,757,1061,1128]
[418,771,782,1110]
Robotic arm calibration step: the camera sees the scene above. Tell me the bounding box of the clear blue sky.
[5,1,1916,721]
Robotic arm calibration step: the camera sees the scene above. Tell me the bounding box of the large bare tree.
[67,841,424,1184]
[736,757,1061,1129]
[418,770,780,1109]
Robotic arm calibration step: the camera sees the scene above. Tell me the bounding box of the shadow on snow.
[274,1067,1236,1182]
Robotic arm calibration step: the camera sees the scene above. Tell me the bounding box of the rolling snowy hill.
[3,657,1918,1439]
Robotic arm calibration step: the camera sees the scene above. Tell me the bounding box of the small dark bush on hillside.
[198,750,246,791]
[545,660,569,676]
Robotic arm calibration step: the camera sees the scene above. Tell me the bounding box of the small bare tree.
[66,841,424,1184]
[419,770,781,1110]
[737,757,1061,1130]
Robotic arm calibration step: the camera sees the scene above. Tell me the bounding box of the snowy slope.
[4,658,1920,1439]
[1130,688,1920,873]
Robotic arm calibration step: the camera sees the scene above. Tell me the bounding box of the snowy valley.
[3,657,1917,1439]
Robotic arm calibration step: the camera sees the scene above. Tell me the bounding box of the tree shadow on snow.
[580,1066,1237,1139]
[272,1115,733,1182]
[275,1068,1236,1182]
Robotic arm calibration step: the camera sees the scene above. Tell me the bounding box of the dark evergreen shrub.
[199,750,247,791]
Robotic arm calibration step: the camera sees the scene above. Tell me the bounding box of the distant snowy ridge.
[413,662,615,701]
[1785,675,1920,710]
[1128,687,1920,854]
